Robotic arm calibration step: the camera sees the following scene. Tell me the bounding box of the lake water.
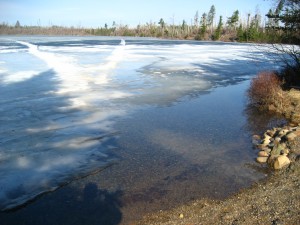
[0,37,285,224]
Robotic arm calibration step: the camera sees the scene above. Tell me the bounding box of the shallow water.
[0,36,285,224]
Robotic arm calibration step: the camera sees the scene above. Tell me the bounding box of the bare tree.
[207,5,216,34]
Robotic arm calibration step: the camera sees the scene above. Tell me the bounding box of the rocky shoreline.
[138,125,300,224]
[137,86,300,224]
[254,125,300,170]
[136,91,300,224]
[138,131,300,224]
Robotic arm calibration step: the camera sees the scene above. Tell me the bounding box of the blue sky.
[0,0,273,27]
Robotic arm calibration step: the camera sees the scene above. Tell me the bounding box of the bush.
[280,65,300,87]
[248,71,289,111]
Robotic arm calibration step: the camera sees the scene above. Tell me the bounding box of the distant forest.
[1,0,299,44]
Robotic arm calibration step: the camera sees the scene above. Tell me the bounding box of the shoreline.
[138,158,300,225]
[0,34,281,44]
[137,88,300,225]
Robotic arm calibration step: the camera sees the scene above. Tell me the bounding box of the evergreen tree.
[266,0,300,43]
[158,18,165,28]
[280,0,300,33]
[266,0,300,85]
[213,16,223,40]
[248,19,260,41]
[237,24,245,41]
[227,10,239,30]
[266,9,275,28]
[181,20,187,30]
[15,20,20,28]
[200,13,207,37]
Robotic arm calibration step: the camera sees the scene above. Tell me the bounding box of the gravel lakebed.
[138,126,300,225]
[137,87,300,225]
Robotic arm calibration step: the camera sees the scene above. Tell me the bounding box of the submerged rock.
[252,134,261,140]
[252,136,261,146]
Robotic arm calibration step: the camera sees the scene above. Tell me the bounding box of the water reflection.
[244,105,287,135]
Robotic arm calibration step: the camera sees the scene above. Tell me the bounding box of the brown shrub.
[248,71,290,112]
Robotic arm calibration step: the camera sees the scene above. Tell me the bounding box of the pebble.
[252,134,261,140]
[252,139,261,146]
[179,213,184,218]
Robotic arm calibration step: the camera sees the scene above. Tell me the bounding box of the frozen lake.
[0,36,284,223]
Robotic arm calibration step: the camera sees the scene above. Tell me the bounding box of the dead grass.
[248,71,286,109]
[248,71,300,124]
[286,89,300,124]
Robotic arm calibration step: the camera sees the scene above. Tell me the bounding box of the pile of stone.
[253,126,300,170]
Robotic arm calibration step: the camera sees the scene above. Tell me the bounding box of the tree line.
[0,0,299,45]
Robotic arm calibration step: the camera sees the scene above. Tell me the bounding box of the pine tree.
[266,0,300,43]
[237,24,245,41]
[200,13,207,38]
[227,10,239,30]
[158,18,166,36]
[266,0,300,85]
[213,16,223,40]
[15,20,21,28]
